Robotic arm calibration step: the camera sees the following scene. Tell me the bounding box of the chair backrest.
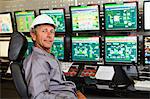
[8,32,29,99]
[111,66,134,89]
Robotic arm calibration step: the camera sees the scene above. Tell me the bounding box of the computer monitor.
[144,1,150,31]
[39,8,66,33]
[0,12,13,34]
[104,2,138,31]
[71,36,100,62]
[51,36,64,60]
[105,36,138,64]
[69,5,100,32]
[14,10,36,33]
[144,36,150,65]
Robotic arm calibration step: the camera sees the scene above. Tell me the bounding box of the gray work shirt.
[23,47,77,99]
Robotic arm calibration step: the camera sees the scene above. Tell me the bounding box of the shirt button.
[48,72,50,75]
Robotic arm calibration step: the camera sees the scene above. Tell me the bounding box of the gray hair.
[30,28,37,34]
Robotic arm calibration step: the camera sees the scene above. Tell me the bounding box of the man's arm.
[26,59,52,98]
[36,91,71,99]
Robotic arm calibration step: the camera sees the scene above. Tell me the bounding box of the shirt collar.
[33,47,54,58]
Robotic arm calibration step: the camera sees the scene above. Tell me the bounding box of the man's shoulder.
[23,51,49,66]
[23,54,32,68]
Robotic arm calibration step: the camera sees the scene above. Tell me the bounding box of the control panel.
[79,65,97,77]
[64,65,79,77]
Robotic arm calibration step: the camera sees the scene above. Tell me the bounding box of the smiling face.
[30,24,55,53]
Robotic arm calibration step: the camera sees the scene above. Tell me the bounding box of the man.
[23,14,86,99]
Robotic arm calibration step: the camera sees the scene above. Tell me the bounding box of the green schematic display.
[105,36,137,63]
[40,9,66,32]
[72,37,100,61]
[25,37,34,57]
[51,36,64,60]
[104,2,137,30]
[70,5,100,31]
[15,11,35,32]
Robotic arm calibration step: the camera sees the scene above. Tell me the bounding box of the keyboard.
[134,80,150,91]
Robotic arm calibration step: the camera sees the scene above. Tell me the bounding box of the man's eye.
[42,30,47,33]
[41,29,55,34]
[50,29,55,34]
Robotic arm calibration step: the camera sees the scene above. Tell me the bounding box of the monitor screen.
[105,36,137,64]
[104,2,138,31]
[51,36,64,60]
[14,11,35,32]
[39,9,66,33]
[0,12,13,34]
[72,37,100,61]
[144,36,150,65]
[144,1,150,30]
[70,5,100,32]
[25,36,34,57]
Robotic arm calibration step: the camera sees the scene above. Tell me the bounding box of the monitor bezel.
[39,8,66,34]
[71,36,101,63]
[143,35,150,66]
[69,4,101,33]
[0,12,14,35]
[14,10,36,34]
[103,1,139,32]
[143,1,150,31]
[104,35,138,65]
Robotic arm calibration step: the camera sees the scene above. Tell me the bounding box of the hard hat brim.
[32,23,56,29]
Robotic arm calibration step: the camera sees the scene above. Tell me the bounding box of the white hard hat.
[30,14,56,30]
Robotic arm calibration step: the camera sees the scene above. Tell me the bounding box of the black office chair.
[111,66,134,89]
[8,32,29,99]
[110,66,135,96]
[123,61,139,80]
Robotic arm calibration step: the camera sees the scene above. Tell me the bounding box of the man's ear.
[30,31,36,41]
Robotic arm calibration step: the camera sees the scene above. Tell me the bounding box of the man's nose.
[47,31,54,38]
[47,31,52,36]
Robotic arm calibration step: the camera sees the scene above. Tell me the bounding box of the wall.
[0,0,145,14]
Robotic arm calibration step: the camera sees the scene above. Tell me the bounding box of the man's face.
[31,24,55,53]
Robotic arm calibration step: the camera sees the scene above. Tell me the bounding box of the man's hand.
[76,90,86,99]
